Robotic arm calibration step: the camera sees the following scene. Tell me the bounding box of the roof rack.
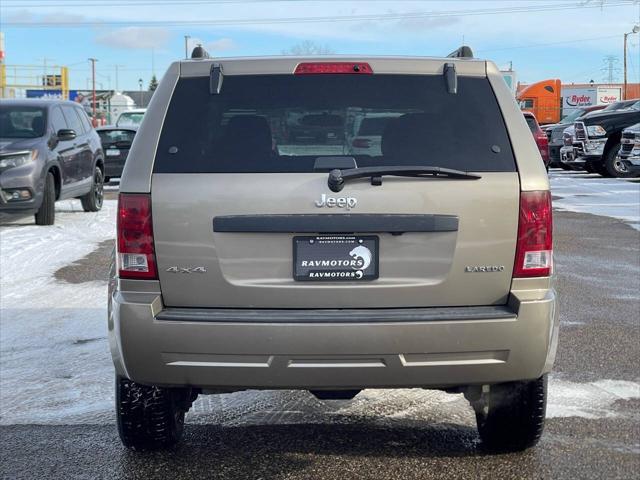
[191,44,210,59]
[447,45,474,59]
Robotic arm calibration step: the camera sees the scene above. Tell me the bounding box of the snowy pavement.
[0,171,639,478]
[0,171,638,428]
[549,170,640,230]
[1,198,116,425]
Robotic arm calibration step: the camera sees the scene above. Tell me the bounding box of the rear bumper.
[548,144,562,166]
[109,280,559,390]
[621,160,640,174]
[104,160,125,178]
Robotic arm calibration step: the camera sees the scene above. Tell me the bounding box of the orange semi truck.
[517,79,633,124]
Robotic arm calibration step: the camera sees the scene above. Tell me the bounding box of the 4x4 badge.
[166,266,207,273]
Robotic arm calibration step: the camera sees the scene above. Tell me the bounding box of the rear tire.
[116,376,195,451]
[583,161,596,174]
[80,166,104,212]
[472,375,547,452]
[593,161,610,177]
[34,172,55,226]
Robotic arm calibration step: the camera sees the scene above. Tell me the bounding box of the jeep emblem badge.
[315,194,357,210]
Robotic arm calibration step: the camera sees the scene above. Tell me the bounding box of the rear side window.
[77,108,93,132]
[61,106,84,135]
[357,117,396,136]
[155,74,515,173]
[524,115,538,133]
[50,107,68,133]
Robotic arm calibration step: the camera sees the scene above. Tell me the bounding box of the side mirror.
[57,129,76,142]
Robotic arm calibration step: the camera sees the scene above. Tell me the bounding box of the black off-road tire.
[473,375,547,452]
[116,376,194,451]
[80,166,104,212]
[34,171,56,226]
[604,143,632,178]
[583,161,596,174]
[593,161,610,177]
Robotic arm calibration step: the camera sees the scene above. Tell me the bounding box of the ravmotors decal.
[349,245,372,271]
[293,235,378,281]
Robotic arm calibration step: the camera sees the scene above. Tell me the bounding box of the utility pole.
[624,25,640,100]
[113,64,125,92]
[88,58,98,123]
[138,78,143,108]
[184,35,191,59]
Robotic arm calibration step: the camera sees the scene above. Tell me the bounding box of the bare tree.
[281,40,335,56]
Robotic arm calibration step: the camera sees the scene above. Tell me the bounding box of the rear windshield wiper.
[327,165,481,192]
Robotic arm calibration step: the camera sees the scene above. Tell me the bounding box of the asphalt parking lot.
[1,171,639,479]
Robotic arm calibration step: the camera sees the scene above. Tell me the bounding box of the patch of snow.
[546,378,640,419]
[1,199,116,425]
[549,171,640,230]
[0,199,116,309]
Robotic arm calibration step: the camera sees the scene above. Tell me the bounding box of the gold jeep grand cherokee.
[109,46,557,452]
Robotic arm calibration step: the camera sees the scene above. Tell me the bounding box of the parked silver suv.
[109,48,557,452]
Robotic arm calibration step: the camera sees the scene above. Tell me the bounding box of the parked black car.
[571,99,640,177]
[96,126,137,182]
[0,99,104,225]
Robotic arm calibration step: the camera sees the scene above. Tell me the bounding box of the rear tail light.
[352,138,371,148]
[513,191,553,278]
[117,193,158,280]
[536,134,549,161]
[294,62,373,75]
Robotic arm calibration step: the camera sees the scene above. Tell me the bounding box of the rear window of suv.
[154,74,515,173]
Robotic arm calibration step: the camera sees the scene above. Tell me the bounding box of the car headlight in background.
[586,125,607,138]
[0,150,38,172]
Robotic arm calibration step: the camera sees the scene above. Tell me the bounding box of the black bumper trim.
[156,305,516,324]
[213,214,458,234]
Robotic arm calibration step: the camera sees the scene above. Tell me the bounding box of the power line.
[477,34,621,53]
[2,0,635,26]
[2,0,582,4]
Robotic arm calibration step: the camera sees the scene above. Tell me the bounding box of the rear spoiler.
[447,46,474,59]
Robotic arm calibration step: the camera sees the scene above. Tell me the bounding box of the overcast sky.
[1,0,639,91]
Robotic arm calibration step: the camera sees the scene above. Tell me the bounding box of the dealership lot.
[0,170,638,479]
